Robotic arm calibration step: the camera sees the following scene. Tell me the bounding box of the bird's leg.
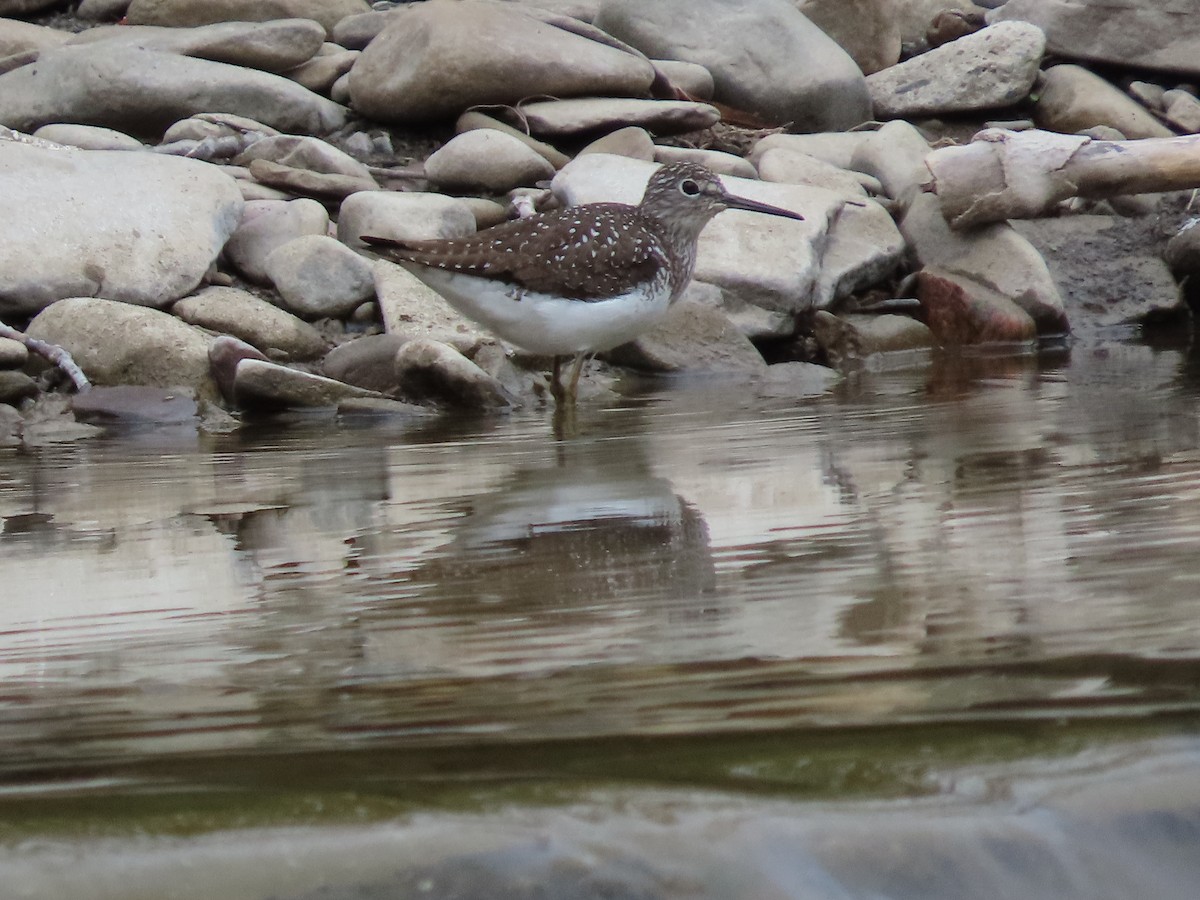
[565,352,589,405]
[550,355,566,405]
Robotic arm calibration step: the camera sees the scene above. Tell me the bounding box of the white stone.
[0,142,242,316]
[224,198,329,284]
[337,191,476,249]
[264,235,376,319]
[423,130,556,192]
[867,21,1046,118]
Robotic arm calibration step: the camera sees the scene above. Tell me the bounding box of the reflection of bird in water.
[445,460,716,609]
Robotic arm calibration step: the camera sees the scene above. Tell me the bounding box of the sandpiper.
[363,161,804,406]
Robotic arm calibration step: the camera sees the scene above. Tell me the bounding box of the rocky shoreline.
[0,0,1197,445]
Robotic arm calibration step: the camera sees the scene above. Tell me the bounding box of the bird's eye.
[679,179,701,196]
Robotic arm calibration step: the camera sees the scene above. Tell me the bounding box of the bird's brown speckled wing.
[362,204,667,301]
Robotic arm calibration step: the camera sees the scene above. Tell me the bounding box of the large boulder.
[348,0,656,123]
[26,298,216,395]
[0,44,347,139]
[990,0,1200,76]
[594,0,871,131]
[0,142,243,316]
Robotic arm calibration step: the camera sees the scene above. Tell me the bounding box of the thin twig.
[0,321,90,392]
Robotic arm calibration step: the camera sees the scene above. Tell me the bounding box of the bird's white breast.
[408,266,673,357]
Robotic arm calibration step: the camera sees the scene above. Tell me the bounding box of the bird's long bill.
[725,194,805,221]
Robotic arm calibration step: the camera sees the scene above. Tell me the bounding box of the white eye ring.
[679,179,701,196]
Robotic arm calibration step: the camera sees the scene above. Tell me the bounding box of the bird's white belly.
[411,267,671,356]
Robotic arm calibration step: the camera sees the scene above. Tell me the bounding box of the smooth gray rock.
[286,48,358,93]
[507,97,721,138]
[247,158,375,199]
[813,199,906,308]
[594,0,872,131]
[223,198,330,284]
[31,123,143,151]
[607,298,767,374]
[322,332,408,395]
[654,145,757,178]
[423,130,557,192]
[125,0,370,36]
[0,17,70,56]
[1162,89,1200,134]
[331,9,392,49]
[231,357,380,410]
[1034,64,1175,139]
[233,134,374,179]
[372,259,488,350]
[0,142,242,316]
[338,191,476,250]
[71,385,199,425]
[393,338,514,408]
[989,0,1200,76]
[26,297,216,394]
[653,59,714,99]
[797,0,901,74]
[263,234,376,319]
[349,0,656,123]
[0,44,348,139]
[867,21,1045,117]
[173,286,329,360]
[67,18,327,74]
[162,112,279,143]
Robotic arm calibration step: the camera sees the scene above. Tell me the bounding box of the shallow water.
[2,342,1200,898]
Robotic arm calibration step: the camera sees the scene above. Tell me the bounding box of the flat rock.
[26,297,217,395]
[0,17,71,56]
[653,146,758,179]
[125,0,370,37]
[67,18,326,74]
[231,357,380,410]
[173,285,329,360]
[455,111,572,169]
[31,123,143,151]
[233,134,373,180]
[811,310,933,368]
[756,148,872,196]
[247,158,375,199]
[322,332,408,395]
[990,0,1200,76]
[867,21,1045,118]
[77,0,132,20]
[286,48,358,93]
[846,120,934,212]
[1162,89,1200,134]
[372,259,489,350]
[0,44,347,139]
[0,369,36,405]
[813,199,906,308]
[506,97,721,137]
[348,0,656,123]
[1034,64,1174,140]
[1012,215,1184,336]
[224,198,329,284]
[755,361,841,398]
[70,385,199,425]
[0,142,242,316]
[331,9,392,50]
[393,338,514,409]
[579,125,657,160]
[607,298,767,374]
[653,59,714,99]
[338,191,476,250]
[423,130,557,192]
[594,0,871,131]
[163,112,279,143]
[263,234,376,319]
